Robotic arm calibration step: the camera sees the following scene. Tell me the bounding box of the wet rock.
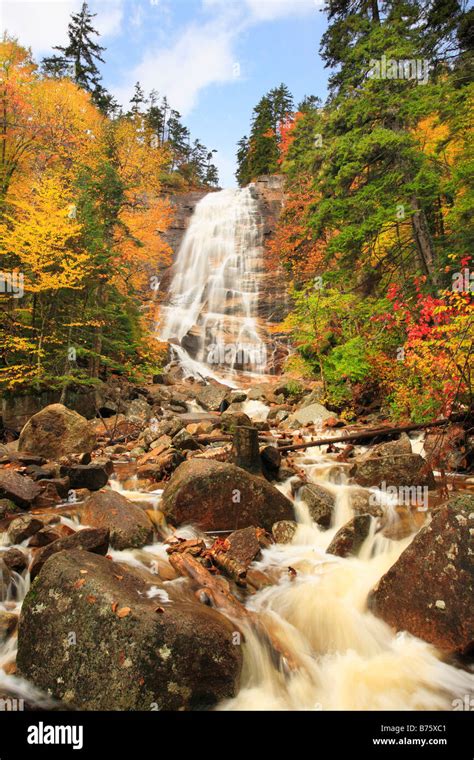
[362,433,412,459]
[350,453,436,489]
[0,559,12,600]
[300,483,336,528]
[422,427,470,471]
[260,445,281,476]
[0,499,21,519]
[196,384,229,412]
[18,404,96,459]
[59,464,109,491]
[150,434,173,451]
[17,550,242,710]
[299,385,325,408]
[272,520,298,544]
[368,494,474,654]
[226,527,261,568]
[32,481,63,508]
[82,491,154,550]
[348,488,383,518]
[28,527,63,548]
[0,469,40,509]
[172,429,201,451]
[136,449,185,481]
[7,515,44,544]
[326,514,372,557]
[0,610,17,641]
[126,398,153,423]
[29,526,110,580]
[220,411,252,434]
[287,402,333,428]
[162,459,294,532]
[230,391,247,404]
[1,547,28,573]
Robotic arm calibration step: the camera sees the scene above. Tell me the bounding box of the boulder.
[29,527,110,580]
[0,469,40,509]
[1,547,28,573]
[260,445,281,477]
[82,490,154,550]
[59,464,109,491]
[362,433,412,459]
[300,483,336,528]
[136,449,185,481]
[350,453,436,489]
[287,402,333,428]
[0,498,21,519]
[368,494,474,654]
[162,459,294,532]
[0,559,12,600]
[326,514,372,557]
[0,610,17,642]
[17,550,242,710]
[32,481,63,508]
[18,404,96,459]
[7,515,44,544]
[126,398,153,423]
[196,384,229,411]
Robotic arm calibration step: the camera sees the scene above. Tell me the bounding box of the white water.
[159,187,269,380]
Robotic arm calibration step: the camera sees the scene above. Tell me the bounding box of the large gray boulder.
[18,404,96,459]
[287,402,333,427]
[17,550,242,710]
[162,459,294,532]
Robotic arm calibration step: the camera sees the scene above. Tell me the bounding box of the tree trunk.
[231,425,262,474]
[410,196,438,288]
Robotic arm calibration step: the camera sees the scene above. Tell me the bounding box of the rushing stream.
[1,410,472,711]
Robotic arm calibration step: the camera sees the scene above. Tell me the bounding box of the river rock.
[172,429,201,451]
[300,483,336,528]
[0,498,21,518]
[326,514,372,557]
[0,559,12,600]
[18,404,96,459]
[162,459,294,532]
[226,527,262,568]
[29,527,110,580]
[0,610,17,641]
[196,384,229,411]
[350,453,436,489]
[136,449,185,481]
[362,433,412,459]
[0,469,40,509]
[272,520,298,544]
[7,515,44,544]
[368,494,474,654]
[287,402,333,428]
[1,547,28,573]
[17,550,242,710]
[126,397,153,423]
[260,445,281,477]
[82,490,154,550]
[59,464,109,491]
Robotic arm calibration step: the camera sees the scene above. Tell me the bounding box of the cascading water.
[159,187,270,380]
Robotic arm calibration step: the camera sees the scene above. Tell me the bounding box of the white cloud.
[1,0,123,54]
[246,0,321,21]
[113,18,237,116]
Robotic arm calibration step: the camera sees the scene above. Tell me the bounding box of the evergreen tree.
[42,2,105,92]
[129,82,145,115]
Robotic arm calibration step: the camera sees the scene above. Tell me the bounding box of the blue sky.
[2,0,330,186]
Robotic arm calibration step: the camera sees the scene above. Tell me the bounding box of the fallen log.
[277,413,471,453]
[169,551,300,670]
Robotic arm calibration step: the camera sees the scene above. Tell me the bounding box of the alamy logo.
[27,722,84,750]
[369,481,429,510]
[0,697,24,711]
[368,55,430,85]
[0,271,24,298]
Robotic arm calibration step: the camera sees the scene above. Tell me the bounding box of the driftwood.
[168,551,300,670]
[277,414,471,453]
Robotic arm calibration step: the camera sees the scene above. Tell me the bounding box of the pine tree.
[42,2,105,94]
[129,82,145,115]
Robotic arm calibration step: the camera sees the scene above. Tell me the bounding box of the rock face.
[368,495,474,654]
[0,469,40,509]
[18,404,96,459]
[162,459,294,532]
[17,550,242,710]
[82,490,154,550]
[350,453,436,489]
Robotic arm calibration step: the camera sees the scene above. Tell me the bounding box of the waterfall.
[159,187,270,379]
